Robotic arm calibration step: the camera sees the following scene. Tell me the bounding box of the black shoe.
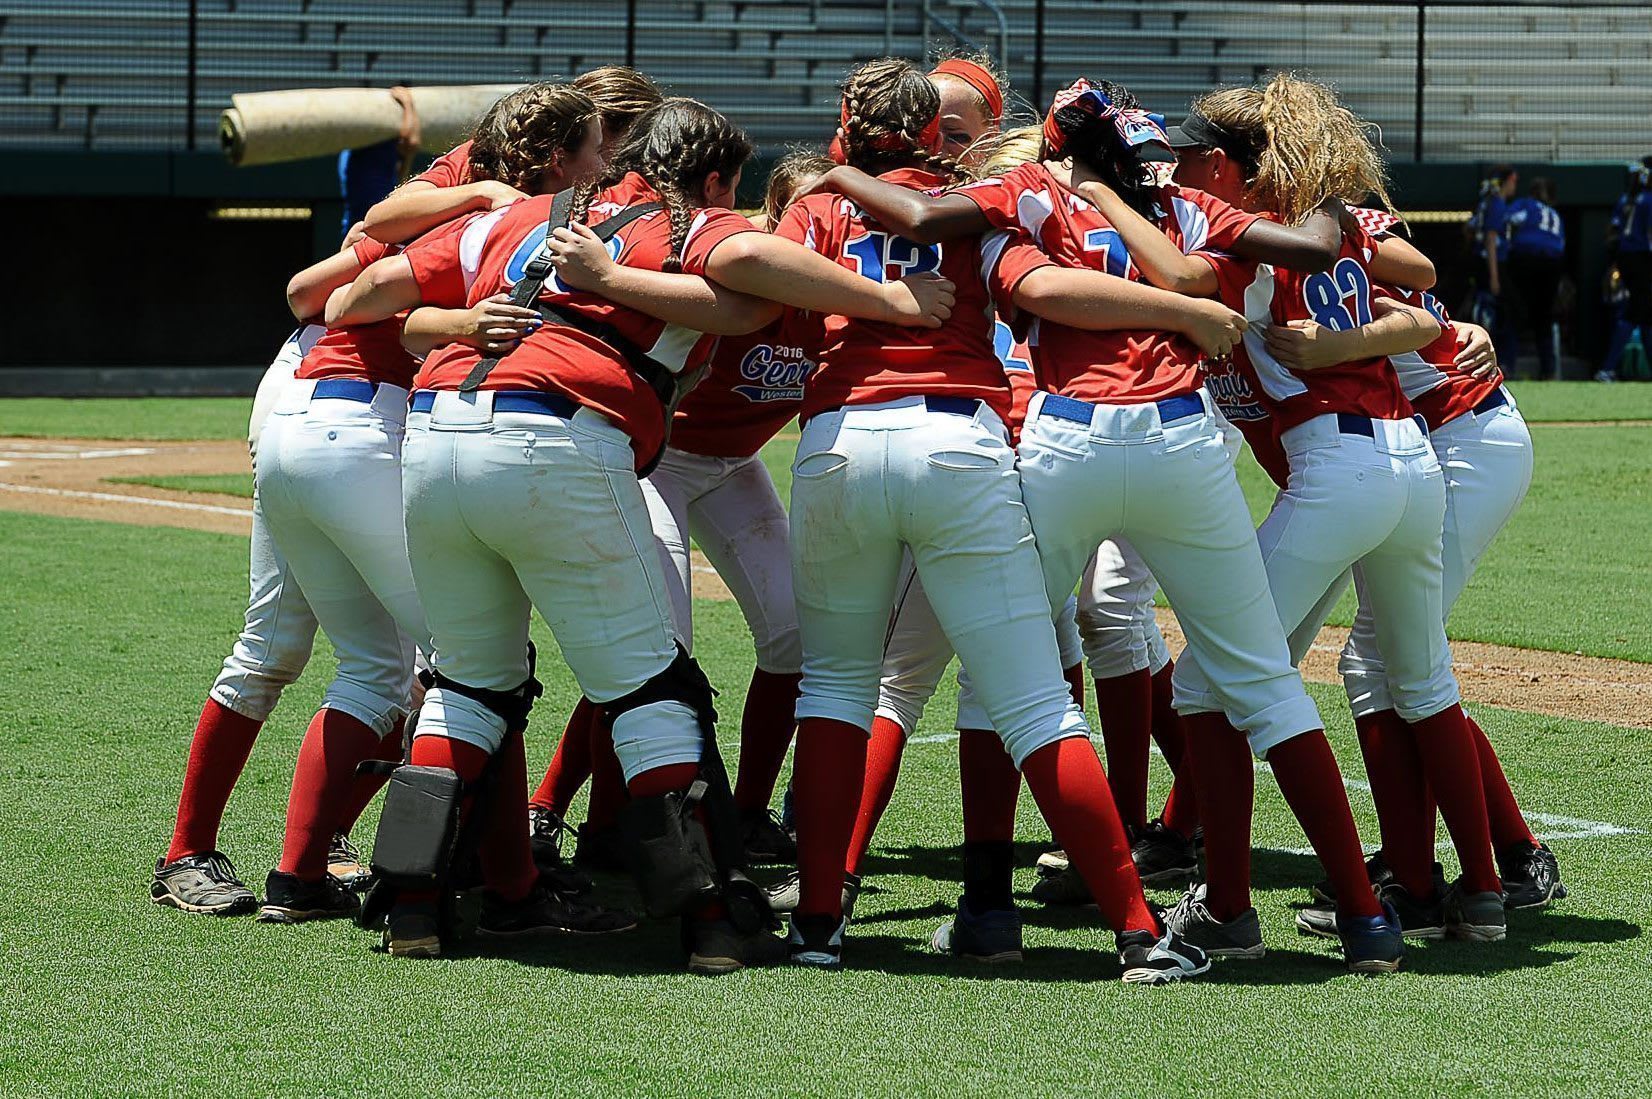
[1163,884,1264,959]
[1296,882,1445,941]
[1339,900,1406,974]
[1116,926,1211,984]
[151,850,257,916]
[528,806,594,896]
[1131,819,1200,886]
[384,900,441,958]
[764,870,861,919]
[739,807,797,864]
[573,822,628,872]
[1312,854,1445,905]
[1498,840,1564,910]
[326,832,372,892]
[686,918,789,974]
[257,870,361,924]
[931,898,1023,964]
[476,882,638,938]
[787,912,846,968]
[1443,878,1508,942]
[1030,867,1093,907]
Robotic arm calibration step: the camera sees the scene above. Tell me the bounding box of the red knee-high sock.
[844,715,907,875]
[795,718,869,919]
[479,729,538,903]
[1020,736,1157,934]
[1063,663,1086,709]
[585,713,629,830]
[166,698,264,862]
[1092,668,1154,833]
[1465,712,1536,848]
[1356,709,1436,898]
[338,718,405,833]
[530,698,599,815]
[1268,732,1382,919]
[733,668,803,811]
[277,709,382,879]
[959,729,1020,844]
[1184,712,1255,921]
[1408,706,1501,894]
[1149,662,1198,835]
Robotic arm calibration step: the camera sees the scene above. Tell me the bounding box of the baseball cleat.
[1116,926,1211,984]
[1312,854,1447,906]
[739,807,798,864]
[528,806,594,896]
[150,851,257,916]
[326,832,372,892]
[257,870,362,924]
[931,897,1024,964]
[1295,883,1445,941]
[1498,841,1564,909]
[572,822,629,872]
[1162,883,1265,959]
[787,912,847,968]
[1030,867,1093,907]
[1339,901,1406,974]
[1443,879,1508,942]
[686,919,789,975]
[476,882,638,938]
[384,900,442,958]
[1131,819,1200,886]
[1035,848,1070,875]
[764,870,861,919]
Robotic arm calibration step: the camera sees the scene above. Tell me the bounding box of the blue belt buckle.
[1039,393,1095,425]
[312,377,376,403]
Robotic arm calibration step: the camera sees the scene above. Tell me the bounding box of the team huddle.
[150,57,1566,984]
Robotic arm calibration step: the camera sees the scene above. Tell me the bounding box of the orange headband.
[930,59,1004,123]
[828,97,943,166]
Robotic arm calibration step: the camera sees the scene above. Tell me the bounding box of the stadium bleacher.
[0,0,1647,161]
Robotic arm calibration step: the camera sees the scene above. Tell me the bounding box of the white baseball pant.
[1075,537,1171,681]
[401,391,701,779]
[255,380,428,737]
[1018,390,1322,757]
[790,397,1088,768]
[641,447,802,673]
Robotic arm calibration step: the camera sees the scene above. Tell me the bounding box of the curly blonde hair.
[1194,72,1394,226]
[466,82,598,193]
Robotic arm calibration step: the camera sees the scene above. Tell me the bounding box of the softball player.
[775,59,1213,983]
[327,97,952,970]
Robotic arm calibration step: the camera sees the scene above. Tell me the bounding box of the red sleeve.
[351,237,392,266]
[679,208,764,275]
[954,171,1026,231]
[1181,187,1260,253]
[402,215,472,307]
[413,141,473,189]
[1194,251,1256,313]
[982,231,1053,316]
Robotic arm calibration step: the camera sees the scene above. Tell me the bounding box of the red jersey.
[1200,225,1414,434]
[775,168,1019,423]
[669,310,819,458]
[405,173,759,469]
[1379,285,1502,431]
[957,162,1209,404]
[295,238,418,389]
[1153,183,1261,256]
[415,141,472,189]
[993,318,1039,442]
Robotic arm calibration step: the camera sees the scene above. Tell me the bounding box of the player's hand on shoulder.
[1184,298,1246,359]
[460,293,542,353]
[545,222,617,291]
[882,271,956,328]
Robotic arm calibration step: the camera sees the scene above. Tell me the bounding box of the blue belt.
[409,390,579,419]
[311,378,379,402]
[1336,412,1429,437]
[1472,388,1508,416]
[1038,391,1205,426]
[805,396,980,425]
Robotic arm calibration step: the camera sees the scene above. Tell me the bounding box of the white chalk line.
[0,447,157,460]
[904,730,1640,849]
[0,481,253,518]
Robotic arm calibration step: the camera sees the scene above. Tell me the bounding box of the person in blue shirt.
[1601,158,1652,379]
[1506,177,1566,379]
[338,85,421,236]
[1467,165,1519,366]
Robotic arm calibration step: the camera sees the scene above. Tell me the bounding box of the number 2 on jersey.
[1302,257,1373,332]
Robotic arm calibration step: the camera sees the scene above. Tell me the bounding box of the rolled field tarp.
[220,84,522,166]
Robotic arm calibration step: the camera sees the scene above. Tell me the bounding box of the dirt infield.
[3,435,1648,729]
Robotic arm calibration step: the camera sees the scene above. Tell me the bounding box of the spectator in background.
[1506,177,1566,379]
[1601,158,1652,381]
[1468,164,1519,366]
[338,85,421,234]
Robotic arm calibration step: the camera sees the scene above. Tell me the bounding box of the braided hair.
[1046,79,1157,217]
[836,58,959,182]
[567,98,753,272]
[466,82,598,193]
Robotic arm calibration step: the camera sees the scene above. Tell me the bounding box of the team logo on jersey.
[504,226,623,295]
[731,343,812,403]
[1204,370,1268,422]
[842,230,942,283]
[993,320,1032,372]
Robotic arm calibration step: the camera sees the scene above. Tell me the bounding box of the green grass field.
[1,394,1648,1096]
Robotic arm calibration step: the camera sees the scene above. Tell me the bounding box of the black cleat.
[931,898,1023,964]
[1339,901,1406,974]
[476,882,637,938]
[1116,926,1212,984]
[1498,841,1564,910]
[573,822,628,872]
[384,900,442,958]
[739,807,798,864]
[1312,854,1446,905]
[1443,879,1507,942]
[151,851,257,916]
[1131,819,1200,886]
[787,912,846,968]
[1296,883,1444,941]
[1163,884,1264,959]
[257,870,361,924]
[326,832,372,892]
[528,806,594,896]
[1029,867,1093,907]
[686,919,789,974]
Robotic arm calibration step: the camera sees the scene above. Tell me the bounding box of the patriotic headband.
[1043,79,1169,160]
[930,59,1004,123]
[828,97,943,165]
